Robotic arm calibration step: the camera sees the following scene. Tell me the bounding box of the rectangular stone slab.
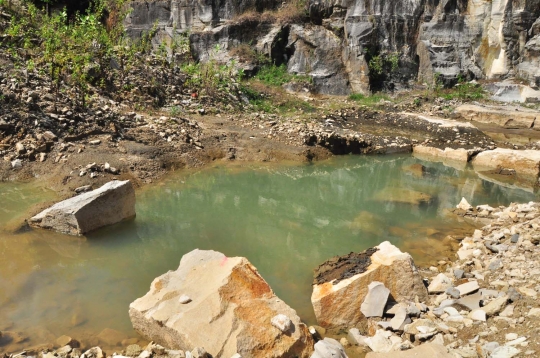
[29,180,136,236]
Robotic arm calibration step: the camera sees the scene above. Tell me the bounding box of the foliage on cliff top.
[232,0,307,25]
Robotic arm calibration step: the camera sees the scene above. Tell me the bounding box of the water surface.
[0,155,536,352]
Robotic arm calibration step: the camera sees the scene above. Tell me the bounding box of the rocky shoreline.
[1,198,538,358]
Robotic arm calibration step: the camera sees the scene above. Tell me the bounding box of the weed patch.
[348,93,392,106]
[254,64,311,87]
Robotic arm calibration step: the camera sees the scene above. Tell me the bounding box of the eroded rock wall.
[124,0,540,95]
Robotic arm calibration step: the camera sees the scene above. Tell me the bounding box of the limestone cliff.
[124,0,540,96]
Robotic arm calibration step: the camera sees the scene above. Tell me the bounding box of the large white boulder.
[29,180,135,236]
[472,149,540,179]
[129,249,314,358]
[311,241,428,329]
[456,104,538,129]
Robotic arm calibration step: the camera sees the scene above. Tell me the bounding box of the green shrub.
[348,93,391,105]
[254,64,311,87]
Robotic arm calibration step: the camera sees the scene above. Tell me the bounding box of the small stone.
[507,287,522,302]
[11,159,22,169]
[190,347,209,358]
[480,342,500,356]
[309,325,326,340]
[311,338,347,358]
[428,273,453,294]
[56,345,73,355]
[506,333,518,341]
[482,296,508,316]
[454,269,465,279]
[271,314,293,333]
[389,307,408,331]
[445,287,460,299]
[457,197,473,211]
[75,185,92,193]
[469,309,486,322]
[500,305,514,317]
[125,344,142,357]
[56,335,75,347]
[364,330,395,353]
[527,308,540,317]
[488,259,503,271]
[43,131,58,141]
[348,328,367,346]
[510,234,519,243]
[82,347,104,358]
[456,281,479,296]
[339,337,350,348]
[178,295,192,304]
[89,140,101,145]
[15,142,26,154]
[506,337,527,346]
[361,281,390,317]
[444,307,460,316]
[518,287,537,297]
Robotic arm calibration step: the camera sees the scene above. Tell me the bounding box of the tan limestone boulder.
[29,180,136,236]
[471,148,540,179]
[413,145,472,169]
[311,241,428,329]
[456,104,538,129]
[129,249,313,358]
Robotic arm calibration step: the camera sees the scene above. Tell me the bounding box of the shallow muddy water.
[0,155,537,353]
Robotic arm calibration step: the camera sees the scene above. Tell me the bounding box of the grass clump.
[240,83,315,114]
[438,82,485,101]
[348,93,392,106]
[254,64,311,87]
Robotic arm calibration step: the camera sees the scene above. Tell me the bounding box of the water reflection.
[0,155,537,353]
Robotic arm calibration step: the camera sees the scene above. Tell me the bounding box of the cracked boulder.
[311,241,428,329]
[129,249,313,358]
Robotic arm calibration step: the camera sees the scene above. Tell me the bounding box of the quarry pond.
[0,154,537,353]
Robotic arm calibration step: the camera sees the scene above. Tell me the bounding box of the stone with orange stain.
[311,241,428,329]
[129,249,313,358]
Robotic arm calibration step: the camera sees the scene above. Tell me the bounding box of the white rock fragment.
[505,333,518,341]
[428,273,453,294]
[457,197,473,211]
[527,308,540,317]
[271,314,293,333]
[178,295,192,304]
[456,281,480,296]
[347,328,367,346]
[311,338,348,358]
[469,309,486,322]
[361,281,390,317]
[364,330,400,353]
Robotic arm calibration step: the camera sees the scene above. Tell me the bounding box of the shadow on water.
[0,154,538,353]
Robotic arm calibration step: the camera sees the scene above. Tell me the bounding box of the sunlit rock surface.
[29,180,135,236]
[129,249,314,358]
[311,241,428,329]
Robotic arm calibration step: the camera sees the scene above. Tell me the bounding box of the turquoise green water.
[0,155,537,352]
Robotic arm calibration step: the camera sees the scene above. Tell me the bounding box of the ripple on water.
[0,154,537,353]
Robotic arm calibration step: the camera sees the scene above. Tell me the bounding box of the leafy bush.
[254,64,310,87]
[432,74,485,101]
[3,0,125,108]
